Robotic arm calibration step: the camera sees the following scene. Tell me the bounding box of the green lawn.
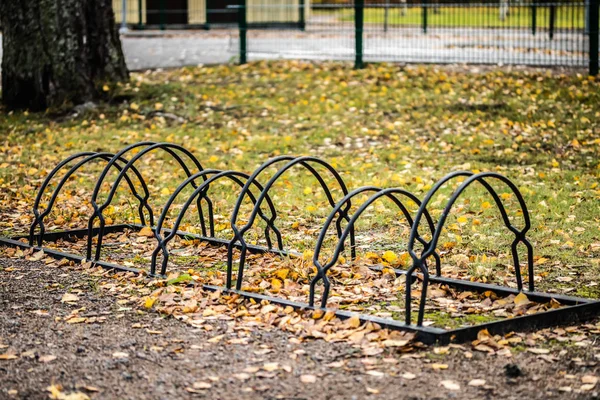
[321,5,585,28]
[0,61,598,297]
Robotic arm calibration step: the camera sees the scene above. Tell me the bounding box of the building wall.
[113,0,146,24]
[189,0,207,24]
[113,0,309,25]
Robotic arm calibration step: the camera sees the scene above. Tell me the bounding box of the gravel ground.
[1,258,600,400]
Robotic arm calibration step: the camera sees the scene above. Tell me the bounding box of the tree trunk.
[0,0,129,111]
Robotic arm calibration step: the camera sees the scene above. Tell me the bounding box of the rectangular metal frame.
[3,223,599,344]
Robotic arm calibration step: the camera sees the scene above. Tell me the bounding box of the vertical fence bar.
[532,1,537,35]
[355,0,364,68]
[549,5,556,40]
[160,0,166,30]
[138,0,143,29]
[299,0,306,31]
[591,0,599,75]
[238,3,248,65]
[384,0,390,33]
[422,0,428,34]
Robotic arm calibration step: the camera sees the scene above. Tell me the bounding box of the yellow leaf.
[382,250,398,264]
[270,278,283,292]
[274,269,289,280]
[0,353,18,360]
[514,292,530,305]
[102,85,110,92]
[144,297,157,309]
[431,363,448,370]
[46,384,63,400]
[303,187,312,195]
[457,216,468,224]
[345,315,361,328]
[139,226,154,237]
[481,201,492,210]
[291,221,300,229]
[160,187,171,196]
[312,309,324,319]
[130,103,139,111]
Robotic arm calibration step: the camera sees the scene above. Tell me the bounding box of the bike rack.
[2,142,600,344]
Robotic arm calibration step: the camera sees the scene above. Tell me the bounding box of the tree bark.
[0,0,129,111]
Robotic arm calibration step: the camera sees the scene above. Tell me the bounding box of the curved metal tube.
[309,187,439,308]
[405,171,532,326]
[150,169,283,276]
[227,156,355,290]
[86,142,211,262]
[29,152,152,247]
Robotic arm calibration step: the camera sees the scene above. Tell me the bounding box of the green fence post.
[355,0,364,68]
[422,0,428,34]
[238,3,247,64]
[299,0,306,31]
[138,0,143,29]
[531,1,537,35]
[549,5,555,40]
[160,0,166,30]
[591,0,599,75]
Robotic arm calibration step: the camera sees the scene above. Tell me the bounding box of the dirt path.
[1,258,598,400]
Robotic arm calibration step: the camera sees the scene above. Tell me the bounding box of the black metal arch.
[28,152,152,247]
[86,142,211,262]
[226,156,355,290]
[308,186,440,308]
[405,171,533,326]
[149,169,284,276]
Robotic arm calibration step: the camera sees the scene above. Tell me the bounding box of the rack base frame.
[2,223,599,345]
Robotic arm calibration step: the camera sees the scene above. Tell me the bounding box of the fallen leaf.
[192,382,212,389]
[138,226,154,237]
[468,379,486,387]
[431,363,448,370]
[401,373,416,380]
[439,380,460,391]
[112,352,129,359]
[39,355,57,363]
[300,375,317,383]
[527,348,550,355]
[0,353,18,360]
[514,292,530,306]
[61,293,79,303]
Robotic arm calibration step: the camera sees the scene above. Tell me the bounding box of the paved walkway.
[0,27,590,72]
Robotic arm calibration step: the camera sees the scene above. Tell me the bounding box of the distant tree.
[0,0,129,111]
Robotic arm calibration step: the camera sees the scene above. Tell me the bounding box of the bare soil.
[1,258,599,400]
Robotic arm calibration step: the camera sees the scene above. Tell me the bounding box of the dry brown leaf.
[300,375,317,383]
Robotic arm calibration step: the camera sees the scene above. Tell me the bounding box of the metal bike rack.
[2,142,600,344]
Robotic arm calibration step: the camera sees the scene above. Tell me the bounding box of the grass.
[0,61,599,297]
[318,5,585,29]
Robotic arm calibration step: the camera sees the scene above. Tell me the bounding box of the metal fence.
[113,0,599,73]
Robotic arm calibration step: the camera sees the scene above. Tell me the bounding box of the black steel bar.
[239,3,247,64]
[591,0,600,75]
[406,171,534,326]
[310,186,441,309]
[227,156,355,291]
[3,224,600,345]
[202,285,445,344]
[355,0,364,68]
[438,300,600,344]
[150,170,283,276]
[299,0,306,31]
[87,142,212,263]
[29,152,152,247]
[549,4,556,40]
[532,1,537,35]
